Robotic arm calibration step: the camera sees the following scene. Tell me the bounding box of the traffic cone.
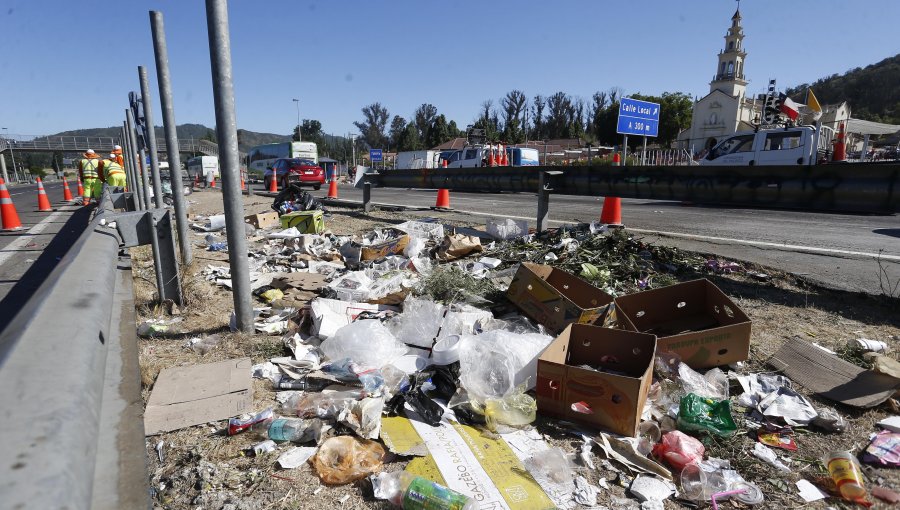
[501,148,509,166]
[599,197,622,227]
[442,159,448,168]
[327,179,338,199]
[36,178,52,212]
[268,169,278,193]
[240,171,246,190]
[210,175,216,188]
[0,179,23,231]
[613,152,621,165]
[832,122,847,162]
[193,173,200,187]
[62,177,74,201]
[77,176,85,197]
[433,188,451,210]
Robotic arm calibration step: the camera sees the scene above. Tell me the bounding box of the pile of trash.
[148,211,900,509]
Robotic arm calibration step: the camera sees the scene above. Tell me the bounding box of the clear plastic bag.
[310,436,386,485]
[525,447,576,484]
[457,329,553,400]
[387,297,446,349]
[483,390,538,431]
[320,320,408,369]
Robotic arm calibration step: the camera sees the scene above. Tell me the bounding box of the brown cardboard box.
[361,234,410,261]
[506,262,615,334]
[244,211,279,230]
[614,279,751,368]
[536,324,656,437]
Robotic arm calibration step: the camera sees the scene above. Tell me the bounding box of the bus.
[247,141,317,180]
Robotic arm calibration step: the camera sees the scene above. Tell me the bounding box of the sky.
[1,0,898,139]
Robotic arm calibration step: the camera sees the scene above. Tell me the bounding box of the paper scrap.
[277,446,318,469]
[796,479,828,502]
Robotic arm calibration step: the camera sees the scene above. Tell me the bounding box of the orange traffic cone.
[600,197,622,226]
[442,159,448,168]
[241,172,246,190]
[501,148,509,166]
[62,177,74,201]
[433,188,451,210]
[612,152,621,165]
[269,169,278,193]
[36,178,52,212]
[210,175,216,188]
[77,176,85,196]
[832,122,847,162]
[0,179,23,230]
[327,179,338,199]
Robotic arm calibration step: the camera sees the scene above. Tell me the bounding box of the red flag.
[778,93,801,121]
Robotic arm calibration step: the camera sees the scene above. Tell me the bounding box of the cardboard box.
[361,234,410,261]
[614,279,751,368]
[536,324,656,437]
[245,211,279,230]
[280,210,324,233]
[506,262,615,334]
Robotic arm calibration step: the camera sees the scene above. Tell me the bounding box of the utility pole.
[293,98,300,140]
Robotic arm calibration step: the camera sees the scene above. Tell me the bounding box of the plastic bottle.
[825,451,870,505]
[376,471,476,510]
[254,417,322,443]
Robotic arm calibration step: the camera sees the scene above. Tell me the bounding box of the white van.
[700,126,827,166]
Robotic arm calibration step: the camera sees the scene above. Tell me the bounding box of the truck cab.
[700,126,825,166]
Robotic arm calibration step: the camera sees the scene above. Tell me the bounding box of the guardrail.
[0,187,180,509]
[361,163,900,223]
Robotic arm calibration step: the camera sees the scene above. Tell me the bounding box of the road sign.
[369,149,383,162]
[617,98,660,137]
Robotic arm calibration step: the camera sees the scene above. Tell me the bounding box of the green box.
[280,210,324,233]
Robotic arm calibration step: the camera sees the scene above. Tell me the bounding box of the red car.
[265,158,325,190]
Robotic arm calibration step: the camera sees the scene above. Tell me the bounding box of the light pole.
[292,98,300,140]
[350,133,357,171]
[2,128,19,183]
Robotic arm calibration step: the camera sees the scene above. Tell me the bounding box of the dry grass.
[133,190,900,509]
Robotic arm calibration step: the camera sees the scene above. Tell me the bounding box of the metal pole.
[621,135,628,166]
[642,136,647,166]
[205,0,252,333]
[0,153,9,184]
[126,108,152,210]
[138,66,165,208]
[122,121,143,210]
[8,139,20,182]
[151,10,192,265]
[120,125,137,207]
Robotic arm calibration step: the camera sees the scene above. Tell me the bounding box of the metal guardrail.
[362,163,900,218]
[0,187,180,508]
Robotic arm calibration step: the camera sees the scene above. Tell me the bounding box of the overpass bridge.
[0,136,226,157]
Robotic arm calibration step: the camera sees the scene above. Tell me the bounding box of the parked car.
[264,158,325,190]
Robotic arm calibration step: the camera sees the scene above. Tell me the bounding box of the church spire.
[710,5,748,97]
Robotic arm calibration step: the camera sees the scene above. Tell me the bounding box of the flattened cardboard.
[769,340,900,408]
[144,358,253,435]
[244,211,279,230]
[280,210,325,233]
[614,279,751,368]
[537,324,656,437]
[507,262,615,334]
[361,234,409,261]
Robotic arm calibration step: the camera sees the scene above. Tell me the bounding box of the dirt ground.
[134,187,900,510]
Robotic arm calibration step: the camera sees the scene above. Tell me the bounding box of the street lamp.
[2,127,19,183]
[292,99,300,141]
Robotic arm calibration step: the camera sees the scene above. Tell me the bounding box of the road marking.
[445,207,900,262]
[0,211,65,267]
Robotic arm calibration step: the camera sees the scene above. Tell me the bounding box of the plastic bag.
[387,297,446,349]
[310,436,385,485]
[652,431,705,472]
[677,364,728,400]
[320,320,408,369]
[457,329,554,401]
[525,447,575,484]
[677,393,737,437]
[284,389,366,419]
[483,390,537,431]
[403,237,426,258]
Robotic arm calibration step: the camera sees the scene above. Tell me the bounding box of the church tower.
[710,9,748,97]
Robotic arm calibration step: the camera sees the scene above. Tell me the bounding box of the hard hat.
[86,149,95,154]
[114,145,122,150]
[109,154,116,159]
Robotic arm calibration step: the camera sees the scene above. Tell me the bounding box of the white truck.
[699,125,835,166]
[187,156,219,179]
[395,150,442,169]
[443,145,541,168]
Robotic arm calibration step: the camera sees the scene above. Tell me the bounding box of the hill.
[49,124,290,152]
[786,53,900,125]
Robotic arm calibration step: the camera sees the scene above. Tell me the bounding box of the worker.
[112,144,125,166]
[100,153,127,191]
[78,149,102,206]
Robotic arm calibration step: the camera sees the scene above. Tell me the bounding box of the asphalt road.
[0,180,92,330]
[300,182,900,296]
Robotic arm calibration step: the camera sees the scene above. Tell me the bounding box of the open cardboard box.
[614,279,751,368]
[506,262,615,334]
[536,324,657,437]
[244,211,279,230]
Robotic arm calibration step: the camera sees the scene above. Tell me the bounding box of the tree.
[629,92,693,147]
[397,123,422,152]
[413,104,438,145]
[426,114,452,148]
[546,91,572,139]
[201,128,216,142]
[294,119,324,146]
[531,94,546,140]
[388,115,407,151]
[500,90,527,143]
[474,100,500,141]
[590,91,609,140]
[353,102,390,149]
[448,120,461,139]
